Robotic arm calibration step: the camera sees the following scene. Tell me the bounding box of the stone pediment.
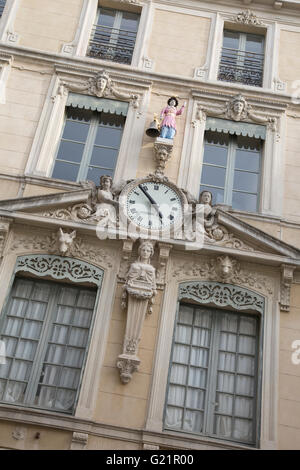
[0,186,300,262]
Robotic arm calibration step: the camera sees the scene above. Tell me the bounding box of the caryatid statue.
[117,240,156,383]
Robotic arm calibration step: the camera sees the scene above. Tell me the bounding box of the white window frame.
[145,275,280,450]
[206,11,278,91]
[178,95,286,218]
[61,0,152,69]
[0,0,20,44]
[25,72,150,185]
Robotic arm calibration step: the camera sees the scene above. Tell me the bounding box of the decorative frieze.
[172,255,273,297]
[280,264,296,312]
[179,281,265,314]
[15,254,104,287]
[231,10,266,27]
[9,231,114,269]
[62,70,139,109]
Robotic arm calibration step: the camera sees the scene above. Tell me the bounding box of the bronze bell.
[146,115,160,138]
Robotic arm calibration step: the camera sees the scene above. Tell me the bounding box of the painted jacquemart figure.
[118,240,157,384]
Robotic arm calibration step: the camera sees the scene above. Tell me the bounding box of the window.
[0,277,97,414]
[87,7,140,65]
[164,304,260,446]
[51,94,127,184]
[200,129,262,212]
[218,30,264,87]
[0,0,6,17]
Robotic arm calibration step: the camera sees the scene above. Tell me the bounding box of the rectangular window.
[87,7,140,65]
[52,102,126,184]
[200,131,262,212]
[218,30,264,87]
[164,304,260,446]
[0,277,97,414]
[0,0,6,17]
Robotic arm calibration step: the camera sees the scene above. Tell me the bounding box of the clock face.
[125,181,183,231]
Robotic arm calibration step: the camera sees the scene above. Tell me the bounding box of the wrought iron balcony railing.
[87,24,137,65]
[0,0,6,17]
[218,47,264,87]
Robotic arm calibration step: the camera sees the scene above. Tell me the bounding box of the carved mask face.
[139,244,153,260]
[97,78,107,92]
[233,101,244,114]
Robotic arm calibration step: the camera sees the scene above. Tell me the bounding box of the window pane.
[62,120,90,143]
[203,143,228,166]
[56,141,85,163]
[233,170,259,193]
[97,8,115,28]
[178,305,193,324]
[173,344,190,364]
[186,388,205,410]
[183,410,203,433]
[90,147,119,168]
[94,125,123,148]
[167,384,185,407]
[233,418,253,442]
[216,392,233,415]
[223,30,239,49]
[201,165,226,188]
[170,364,188,385]
[232,191,258,212]
[120,11,139,33]
[245,34,264,54]
[52,161,79,182]
[165,406,183,429]
[235,149,260,171]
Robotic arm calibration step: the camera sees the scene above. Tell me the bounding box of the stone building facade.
[0,0,299,450]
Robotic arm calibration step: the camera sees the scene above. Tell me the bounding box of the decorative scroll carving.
[173,256,273,296]
[117,240,156,384]
[64,70,139,108]
[179,281,265,314]
[153,139,173,177]
[195,94,277,131]
[280,264,296,312]
[231,10,266,27]
[118,239,134,281]
[15,254,104,286]
[70,432,89,450]
[9,231,114,268]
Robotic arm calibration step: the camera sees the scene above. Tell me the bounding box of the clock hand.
[138,185,163,220]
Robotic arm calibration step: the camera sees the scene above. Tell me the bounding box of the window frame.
[50,106,125,184]
[200,132,263,213]
[218,29,265,88]
[163,302,261,446]
[0,276,99,415]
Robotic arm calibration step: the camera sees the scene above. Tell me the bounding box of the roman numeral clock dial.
[124,181,184,232]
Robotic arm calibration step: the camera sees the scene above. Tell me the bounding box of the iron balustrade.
[87,24,137,65]
[0,0,6,17]
[218,47,264,87]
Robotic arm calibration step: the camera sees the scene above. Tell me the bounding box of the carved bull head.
[58,228,76,255]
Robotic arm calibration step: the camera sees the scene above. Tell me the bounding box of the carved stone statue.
[93,175,118,228]
[117,240,156,384]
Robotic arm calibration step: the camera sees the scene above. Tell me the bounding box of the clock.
[120,178,186,233]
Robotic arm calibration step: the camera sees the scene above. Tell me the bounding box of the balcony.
[87,24,137,65]
[218,47,264,87]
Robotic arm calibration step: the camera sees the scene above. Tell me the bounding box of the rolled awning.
[205,117,266,140]
[66,92,129,116]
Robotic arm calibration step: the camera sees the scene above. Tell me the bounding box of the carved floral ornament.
[231,10,266,27]
[193,94,278,132]
[55,69,140,109]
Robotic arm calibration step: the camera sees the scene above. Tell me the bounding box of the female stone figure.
[94,175,118,228]
[159,97,186,139]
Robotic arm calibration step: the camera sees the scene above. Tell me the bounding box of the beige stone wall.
[148,10,211,77]
[0,61,51,177]
[93,283,162,429]
[283,116,300,224]
[14,0,83,54]
[279,30,300,94]
[278,284,300,449]
[0,420,72,450]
